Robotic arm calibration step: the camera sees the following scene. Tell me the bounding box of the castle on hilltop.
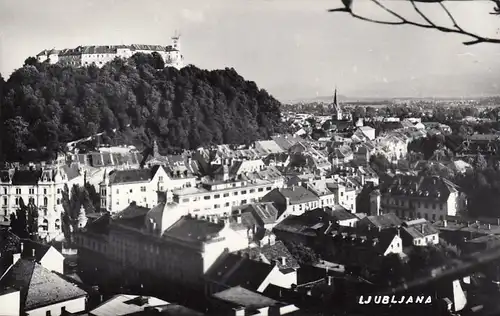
[36,33,184,70]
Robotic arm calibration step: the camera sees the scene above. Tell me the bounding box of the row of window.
[384,198,445,211]
[2,187,58,195]
[395,209,445,222]
[182,186,272,203]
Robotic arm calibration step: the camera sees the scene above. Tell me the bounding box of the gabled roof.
[245,203,279,225]
[61,164,81,181]
[276,187,319,205]
[164,217,224,243]
[90,294,170,316]
[0,259,87,312]
[212,286,280,309]
[108,166,160,185]
[205,253,275,292]
[239,240,300,270]
[358,214,402,229]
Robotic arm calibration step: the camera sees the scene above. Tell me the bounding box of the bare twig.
[328,0,500,46]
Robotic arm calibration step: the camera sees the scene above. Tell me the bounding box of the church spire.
[333,86,338,106]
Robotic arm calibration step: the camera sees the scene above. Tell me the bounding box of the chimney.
[237,216,242,224]
[378,226,382,232]
[32,249,35,257]
[443,220,448,227]
[327,275,333,286]
[20,242,24,253]
[281,256,287,266]
[488,224,492,230]
[421,225,425,234]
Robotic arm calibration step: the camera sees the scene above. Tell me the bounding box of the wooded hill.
[0,55,284,162]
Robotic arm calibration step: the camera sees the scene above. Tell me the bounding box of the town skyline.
[1,0,500,100]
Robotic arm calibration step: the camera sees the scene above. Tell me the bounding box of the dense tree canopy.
[0,55,283,162]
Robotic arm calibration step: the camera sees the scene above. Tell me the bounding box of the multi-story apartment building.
[36,34,184,69]
[372,175,467,221]
[261,186,321,222]
[74,205,251,290]
[99,165,196,214]
[0,166,82,240]
[170,166,284,217]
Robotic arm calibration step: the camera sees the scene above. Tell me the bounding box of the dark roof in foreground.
[0,259,87,311]
[239,240,300,270]
[212,286,280,309]
[205,253,275,291]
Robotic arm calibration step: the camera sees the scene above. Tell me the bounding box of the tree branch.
[328,0,500,46]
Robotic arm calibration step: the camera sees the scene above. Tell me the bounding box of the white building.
[36,34,184,70]
[170,166,284,218]
[99,165,196,214]
[0,165,83,240]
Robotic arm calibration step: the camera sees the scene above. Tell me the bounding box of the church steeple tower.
[332,86,343,121]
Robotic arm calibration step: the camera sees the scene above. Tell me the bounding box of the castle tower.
[171,30,181,51]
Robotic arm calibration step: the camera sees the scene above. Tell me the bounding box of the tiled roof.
[11,170,43,185]
[239,240,300,270]
[112,203,150,221]
[212,286,280,309]
[254,140,285,154]
[205,253,275,291]
[358,213,402,229]
[278,187,319,205]
[401,219,439,238]
[164,217,224,243]
[90,294,170,316]
[381,175,459,202]
[325,206,357,221]
[273,209,336,236]
[108,167,157,185]
[61,164,80,181]
[0,259,87,311]
[245,203,279,225]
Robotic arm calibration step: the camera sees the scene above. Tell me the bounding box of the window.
[16,188,21,195]
[241,190,247,195]
[159,176,164,182]
[130,189,133,193]
[258,188,264,192]
[182,198,190,203]
[204,196,211,200]
[225,202,230,207]
[432,204,436,210]
[57,198,61,205]
[214,204,220,209]
[43,197,48,206]
[116,189,120,194]
[57,188,61,194]
[223,193,229,197]
[43,188,47,194]
[440,204,443,210]
[29,188,35,195]
[214,194,220,199]
[3,188,6,195]
[241,200,247,205]
[141,186,146,192]
[266,187,272,191]
[249,189,255,193]
[233,192,238,196]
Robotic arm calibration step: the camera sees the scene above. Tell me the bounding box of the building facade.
[36,34,184,70]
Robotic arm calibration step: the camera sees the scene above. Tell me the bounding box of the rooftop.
[164,217,224,243]
[212,286,280,309]
[239,240,300,270]
[0,259,87,311]
[358,213,403,229]
[90,294,169,316]
[279,187,319,205]
[205,253,275,291]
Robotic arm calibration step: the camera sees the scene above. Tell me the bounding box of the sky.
[1,0,500,101]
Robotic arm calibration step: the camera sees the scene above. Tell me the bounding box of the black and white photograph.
[0,0,500,315]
